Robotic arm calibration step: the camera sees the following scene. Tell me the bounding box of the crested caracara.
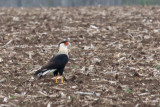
[34,41,70,83]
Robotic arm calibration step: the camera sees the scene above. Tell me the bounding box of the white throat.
[57,44,69,55]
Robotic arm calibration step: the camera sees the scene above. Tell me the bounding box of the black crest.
[59,41,68,45]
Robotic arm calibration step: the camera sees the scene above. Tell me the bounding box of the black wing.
[49,54,68,69]
[34,54,68,75]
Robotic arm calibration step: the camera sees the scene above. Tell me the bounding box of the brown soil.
[0,6,160,107]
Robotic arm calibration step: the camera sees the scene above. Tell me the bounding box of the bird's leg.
[56,76,57,83]
[61,76,63,84]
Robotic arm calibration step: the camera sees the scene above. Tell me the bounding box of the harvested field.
[0,6,160,107]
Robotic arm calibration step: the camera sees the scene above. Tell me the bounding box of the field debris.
[0,6,160,106]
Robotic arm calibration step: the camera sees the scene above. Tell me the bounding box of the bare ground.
[0,6,160,107]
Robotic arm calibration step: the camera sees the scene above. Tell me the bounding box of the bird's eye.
[64,42,69,46]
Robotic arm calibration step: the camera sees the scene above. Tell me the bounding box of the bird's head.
[58,41,71,55]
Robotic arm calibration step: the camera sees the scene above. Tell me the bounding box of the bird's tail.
[34,70,42,76]
[34,69,47,79]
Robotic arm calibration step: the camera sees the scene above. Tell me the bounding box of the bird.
[34,41,70,83]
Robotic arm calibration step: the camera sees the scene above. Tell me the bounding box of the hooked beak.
[66,42,71,48]
[68,42,71,46]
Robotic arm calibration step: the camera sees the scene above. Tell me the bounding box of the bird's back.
[50,54,69,69]
[34,54,68,76]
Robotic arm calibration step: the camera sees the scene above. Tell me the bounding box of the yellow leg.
[56,76,57,83]
[61,76,63,84]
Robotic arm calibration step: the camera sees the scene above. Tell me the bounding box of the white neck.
[57,44,68,55]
